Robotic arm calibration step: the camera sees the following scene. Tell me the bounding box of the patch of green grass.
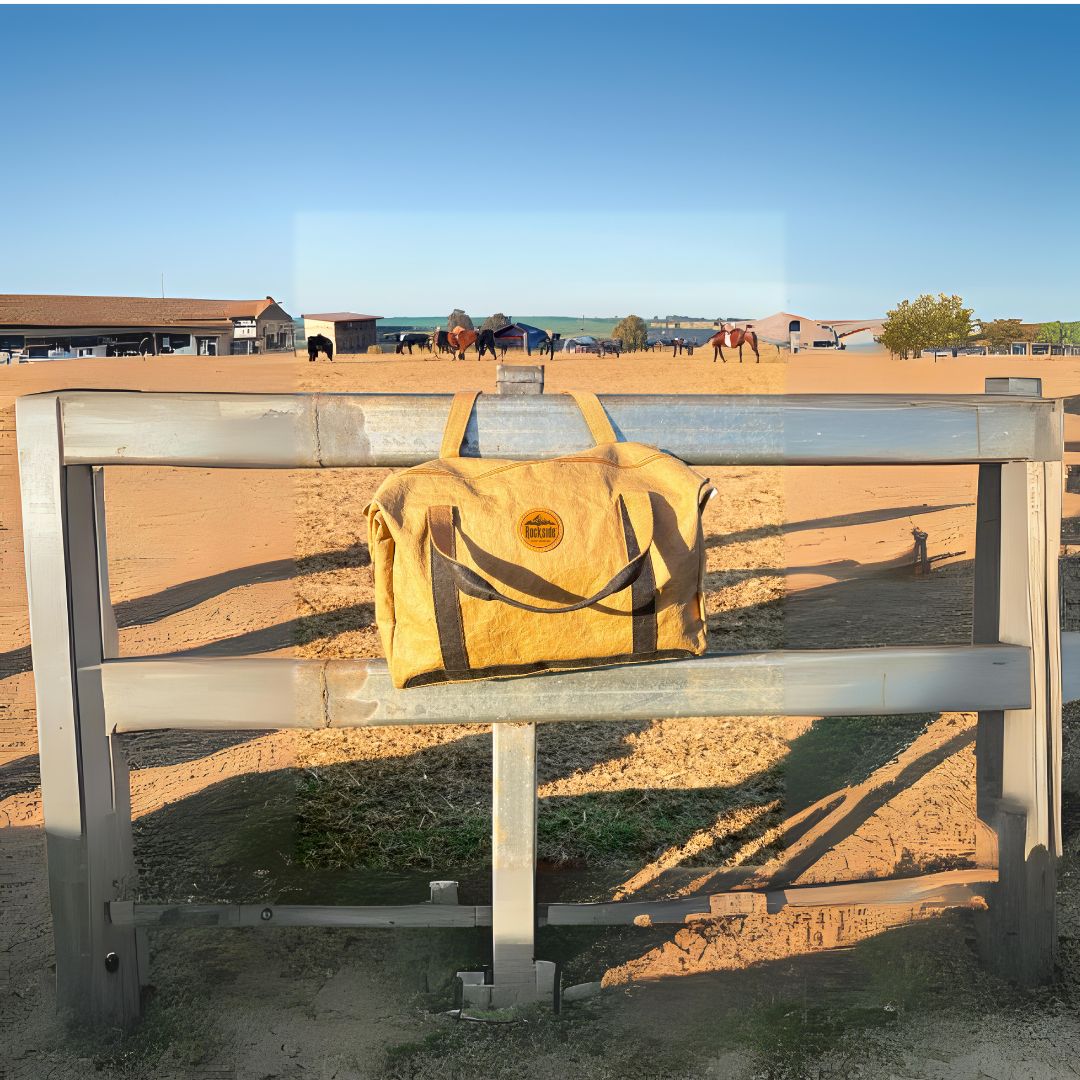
[540,787,782,866]
[783,713,934,814]
[296,768,782,872]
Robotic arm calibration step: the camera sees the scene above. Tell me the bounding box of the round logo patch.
[518,508,564,552]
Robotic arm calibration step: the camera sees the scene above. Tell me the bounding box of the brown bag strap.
[428,505,469,672]
[439,391,480,458]
[565,391,617,444]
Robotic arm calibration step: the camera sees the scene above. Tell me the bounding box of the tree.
[1036,321,1080,345]
[480,313,511,333]
[612,314,649,352]
[977,318,1027,354]
[447,309,474,331]
[879,293,975,359]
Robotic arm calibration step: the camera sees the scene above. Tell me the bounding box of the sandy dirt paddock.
[2,350,1080,1079]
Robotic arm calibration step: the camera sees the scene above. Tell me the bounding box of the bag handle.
[427,495,653,615]
[440,391,481,458]
[565,391,617,444]
[438,390,617,459]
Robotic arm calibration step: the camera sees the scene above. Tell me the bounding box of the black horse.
[395,332,431,355]
[307,334,334,362]
[476,327,498,359]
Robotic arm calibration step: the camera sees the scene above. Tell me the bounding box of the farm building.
[647,327,717,349]
[730,312,884,351]
[0,294,295,360]
[493,322,549,354]
[562,335,599,353]
[301,313,381,354]
[649,317,721,330]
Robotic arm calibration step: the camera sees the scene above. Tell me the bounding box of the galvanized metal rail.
[55,389,1062,466]
[15,376,1066,1026]
[98,647,1033,731]
[108,868,996,929]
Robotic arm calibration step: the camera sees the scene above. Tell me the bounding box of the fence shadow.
[0,544,371,678]
[705,501,972,549]
[114,543,369,629]
[173,602,375,657]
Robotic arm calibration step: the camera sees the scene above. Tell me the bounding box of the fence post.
[495,363,545,396]
[974,376,1061,985]
[16,396,142,1027]
[457,364,556,1008]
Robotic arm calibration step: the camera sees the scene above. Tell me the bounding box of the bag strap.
[439,390,617,459]
[439,391,480,458]
[565,391,617,444]
[426,495,656,683]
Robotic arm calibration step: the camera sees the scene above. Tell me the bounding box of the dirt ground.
[2,349,1080,1079]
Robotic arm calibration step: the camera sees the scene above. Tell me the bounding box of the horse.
[708,326,759,363]
[307,334,334,362]
[598,339,622,358]
[445,326,498,360]
[395,332,430,355]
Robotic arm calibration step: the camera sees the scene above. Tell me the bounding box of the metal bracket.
[456,960,560,1012]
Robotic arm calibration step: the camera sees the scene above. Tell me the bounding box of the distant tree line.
[880,295,1079,358]
[1035,321,1080,345]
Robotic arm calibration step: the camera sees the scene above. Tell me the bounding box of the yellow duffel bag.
[365,391,714,688]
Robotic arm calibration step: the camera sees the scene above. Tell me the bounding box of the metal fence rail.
[54,390,1062,466]
[15,378,1065,1026]
[98,646,1033,731]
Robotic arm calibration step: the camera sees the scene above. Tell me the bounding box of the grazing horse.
[307,334,334,362]
[598,339,622,358]
[708,326,760,363]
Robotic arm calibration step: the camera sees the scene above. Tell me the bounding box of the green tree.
[879,293,975,359]
[480,312,511,333]
[612,314,649,351]
[976,318,1026,354]
[447,309,474,331]
[1036,321,1080,345]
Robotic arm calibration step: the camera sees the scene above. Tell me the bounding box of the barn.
[301,312,382,355]
[493,322,549,354]
[0,294,295,360]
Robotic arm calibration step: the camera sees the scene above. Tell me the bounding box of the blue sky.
[3,5,1078,320]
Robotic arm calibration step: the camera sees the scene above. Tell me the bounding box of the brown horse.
[448,327,477,359]
[708,326,760,363]
[445,327,498,360]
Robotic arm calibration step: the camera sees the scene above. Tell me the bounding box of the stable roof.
[302,312,382,322]
[0,294,283,329]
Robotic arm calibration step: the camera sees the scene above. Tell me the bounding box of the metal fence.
[15,375,1068,1026]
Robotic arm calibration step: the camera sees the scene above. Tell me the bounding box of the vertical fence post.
[491,721,538,1000]
[974,377,1061,985]
[491,364,541,1003]
[17,396,142,1027]
[459,364,554,1008]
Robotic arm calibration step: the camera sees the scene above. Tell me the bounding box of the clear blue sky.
[4,5,1078,320]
